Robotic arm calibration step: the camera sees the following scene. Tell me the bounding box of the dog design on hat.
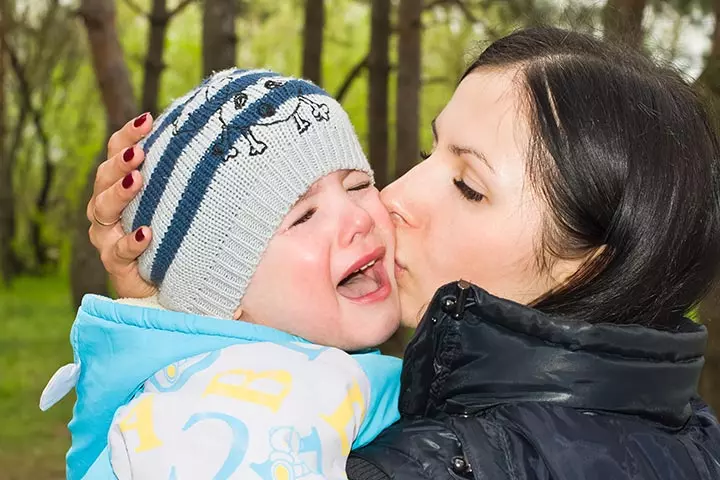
[173,71,331,160]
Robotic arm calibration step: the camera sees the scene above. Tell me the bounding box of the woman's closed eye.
[290,208,316,228]
[454,178,484,202]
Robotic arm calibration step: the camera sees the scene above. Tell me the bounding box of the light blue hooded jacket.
[43,295,402,479]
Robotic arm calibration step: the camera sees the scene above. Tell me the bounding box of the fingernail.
[122,173,134,189]
[133,113,148,128]
[123,147,135,162]
[135,228,145,242]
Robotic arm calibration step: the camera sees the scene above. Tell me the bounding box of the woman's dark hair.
[462,27,720,328]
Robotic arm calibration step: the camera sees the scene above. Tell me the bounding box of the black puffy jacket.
[348,281,720,480]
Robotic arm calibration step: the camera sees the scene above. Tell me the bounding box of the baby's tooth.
[352,258,377,276]
[360,260,376,272]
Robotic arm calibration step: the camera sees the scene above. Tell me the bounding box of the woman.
[88,27,720,479]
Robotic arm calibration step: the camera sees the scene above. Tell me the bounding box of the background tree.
[71,0,139,307]
[368,0,391,188]
[123,0,197,115]
[303,0,325,86]
[696,0,720,415]
[0,1,80,277]
[395,0,422,177]
[697,0,720,98]
[5,28,53,270]
[700,287,720,412]
[604,0,648,48]
[0,0,12,285]
[203,0,238,76]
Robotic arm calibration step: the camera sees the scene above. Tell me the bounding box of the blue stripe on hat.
[149,79,329,285]
[132,70,276,231]
[140,70,245,161]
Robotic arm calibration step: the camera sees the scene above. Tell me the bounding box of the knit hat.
[121,68,372,319]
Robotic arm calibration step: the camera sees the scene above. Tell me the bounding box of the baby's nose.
[339,204,375,247]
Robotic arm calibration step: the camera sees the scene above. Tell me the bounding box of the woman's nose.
[380,162,425,229]
[338,200,375,247]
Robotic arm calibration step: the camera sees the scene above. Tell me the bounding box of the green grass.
[0,275,76,479]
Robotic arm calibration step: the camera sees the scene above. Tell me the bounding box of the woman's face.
[384,68,579,326]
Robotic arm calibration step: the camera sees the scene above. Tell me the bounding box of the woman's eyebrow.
[432,118,495,173]
[449,144,496,174]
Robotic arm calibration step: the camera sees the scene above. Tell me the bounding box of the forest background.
[2,0,720,478]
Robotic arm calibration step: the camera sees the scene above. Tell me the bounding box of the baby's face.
[240,170,400,350]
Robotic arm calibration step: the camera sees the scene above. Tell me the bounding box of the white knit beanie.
[121,68,372,319]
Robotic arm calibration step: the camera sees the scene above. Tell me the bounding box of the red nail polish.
[122,173,134,189]
[133,113,148,128]
[135,228,145,242]
[123,148,135,162]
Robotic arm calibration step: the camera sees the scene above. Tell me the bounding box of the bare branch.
[697,0,720,94]
[423,75,452,85]
[3,35,52,184]
[424,0,501,38]
[453,0,479,23]
[334,55,369,104]
[8,108,29,173]
[4,32,58,267]
[3,39,46,143]
[121,0,148,17]
[424,0,450,10]
[169,0,196,18]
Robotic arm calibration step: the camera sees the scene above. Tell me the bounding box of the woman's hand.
[87,113,157,298]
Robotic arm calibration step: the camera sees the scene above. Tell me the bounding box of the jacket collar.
[399,282,707,427]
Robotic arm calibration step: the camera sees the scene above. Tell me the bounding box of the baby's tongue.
[337,271,380,299]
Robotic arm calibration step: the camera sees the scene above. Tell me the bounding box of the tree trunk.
[697,1,720,98]
[202,0,237,77]
[5,32,54,269]
[80,0,137,129]
[700,285,720,413]
[302,0,324,86]
[30,138,53,268]
[697,1,720,415]
[72,0,138,307]
[395,0,422,177]
[603,0,647,49]
[4,11,60,270]
[368,0,390,188]
[0,2,15,285]
[142,0,169,115]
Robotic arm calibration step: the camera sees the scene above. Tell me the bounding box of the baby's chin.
[335,315,401,352]
[293,317,398,352]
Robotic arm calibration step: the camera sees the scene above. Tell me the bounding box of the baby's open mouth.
[337,249,391,302]
[338,259,383,299]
